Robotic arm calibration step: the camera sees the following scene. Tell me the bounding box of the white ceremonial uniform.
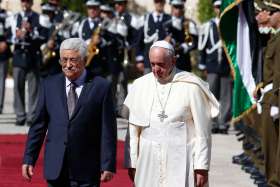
[124,68,219,187]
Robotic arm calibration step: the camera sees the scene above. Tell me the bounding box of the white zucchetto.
[150,40,175,53]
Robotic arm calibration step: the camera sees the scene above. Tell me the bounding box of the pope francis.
[123,40,219,187]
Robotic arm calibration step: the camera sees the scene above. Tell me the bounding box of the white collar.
[21,11,32,18]
[172,16,183,30]
[152,11,163,22]
[214,17,219,25]
[155,67,177,84]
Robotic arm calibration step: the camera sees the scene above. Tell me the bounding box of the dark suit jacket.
[23,71,117,183]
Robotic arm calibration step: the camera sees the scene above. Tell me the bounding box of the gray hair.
[164,48,175,58]
[60,38,87,59]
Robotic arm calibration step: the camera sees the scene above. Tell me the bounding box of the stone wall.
[1,0,42,13]
[133,0,199,21]
[1,0,199,21]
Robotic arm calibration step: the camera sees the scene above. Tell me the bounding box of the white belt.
[263,83,273,94]
[258,83,273,102]
[257,83,273,114]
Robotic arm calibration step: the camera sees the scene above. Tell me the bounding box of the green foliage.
[197,0,215,23]
[60,0,85,13]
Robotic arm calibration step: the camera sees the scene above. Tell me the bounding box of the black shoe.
[247,167,260,175]
[219,124,229,134]
[237,135,245,141]
[257,184,268,187]
[251,174,265,180]
[232,153,246,164]
[15,120,25,126]
[253,146,262,154]
[254,178,267,185]
[234,155,252,165]
[26,121,33,127]
[244,166,254,173]
[241,162,254,170]
[219,129,228,134]
[235,130,243,136]
[212,128,219,134]
[243,143,254,150]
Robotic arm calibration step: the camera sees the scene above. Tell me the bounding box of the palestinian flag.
[220,0,258,122]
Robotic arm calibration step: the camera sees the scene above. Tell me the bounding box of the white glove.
[270,106,279,121]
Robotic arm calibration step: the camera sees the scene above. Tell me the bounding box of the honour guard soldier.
[114,0,139,59]
[231,1,270,185]
[39,3,61,77]
[259,0,280,186]
[0,0,12,114]
[47,0,64,24]
[164,0,198,72]
[101,3,125,105]
[12,0,44,126]
[48,0,79,40]
[112,0,140,114]
[249,1,280,186]
[198,0,232,134]
[78,0,108,76]
[135,0,171,74]
[100,4,114,19]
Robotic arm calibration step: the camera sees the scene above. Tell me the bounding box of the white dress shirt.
[152,12,163,22]
[65,70,87,98]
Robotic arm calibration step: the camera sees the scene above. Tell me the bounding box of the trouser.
[13,67,39,124]
[207,73,232,130]
[275,126,280,187]
[48,174,99,187]
[261,104,280,186]
[47,155,99,187]
[243,111,265,174]
[0,61,8,113]
[107,71,128,114]
[276,93,280,186]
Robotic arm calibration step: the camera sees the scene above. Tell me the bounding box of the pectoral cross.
[158,110,168,122]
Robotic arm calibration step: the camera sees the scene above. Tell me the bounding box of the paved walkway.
[0,83,255,187]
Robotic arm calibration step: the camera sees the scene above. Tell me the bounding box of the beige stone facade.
[1,0,42,13]
[134,0,199,21]
[1,0,199,21]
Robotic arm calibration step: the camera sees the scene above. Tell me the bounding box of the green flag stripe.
[233,68,254,116]
[220,0,254,120]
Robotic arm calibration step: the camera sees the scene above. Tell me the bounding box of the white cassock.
[124,68,219,187]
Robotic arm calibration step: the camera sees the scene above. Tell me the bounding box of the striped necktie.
[67,82,78,118]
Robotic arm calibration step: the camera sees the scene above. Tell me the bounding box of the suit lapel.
[58,74,69,119]
[69,71,96,121]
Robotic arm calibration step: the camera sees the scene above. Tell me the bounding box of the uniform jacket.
[164,17,198,71]
[0,8,12,61]
[78,17,108,76]
[13,11,44,69]
[262,32,280,106]
[105,11,138,75]
[198,18,230,76]
[135,12,171,68]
